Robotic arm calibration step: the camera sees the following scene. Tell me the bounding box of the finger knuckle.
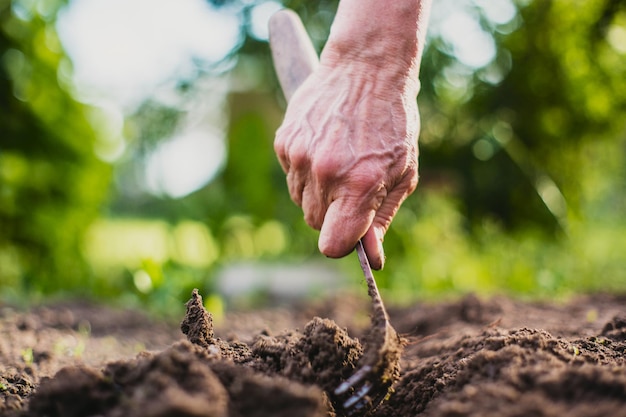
[303,211,322,230]
[285,143,308,170]
[273,138,286,159]
[405,165,419,193]
[287,173,303,206]
[310,147,342,175]
[354,168,387,194]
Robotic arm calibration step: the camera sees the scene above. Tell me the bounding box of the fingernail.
[378,240,386,270]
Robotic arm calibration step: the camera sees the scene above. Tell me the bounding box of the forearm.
[321,0,432,94]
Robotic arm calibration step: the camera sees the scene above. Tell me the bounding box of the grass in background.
[366,191,626,305]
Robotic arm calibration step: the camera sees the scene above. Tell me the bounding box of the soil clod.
[1,293,625,416]
[181,289,215,347]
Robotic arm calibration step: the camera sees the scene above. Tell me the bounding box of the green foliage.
[419,0,626,232]
[363,187,626,304]
[0,1,110,294]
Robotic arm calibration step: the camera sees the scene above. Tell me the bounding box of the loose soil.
[1,291,625,417]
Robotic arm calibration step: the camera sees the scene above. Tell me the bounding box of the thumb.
[318,197,376,261]
[361,225,385,270]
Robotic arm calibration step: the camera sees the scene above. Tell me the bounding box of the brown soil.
[1,292,625,417]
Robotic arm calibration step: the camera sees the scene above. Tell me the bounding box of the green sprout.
[21,347,34,366]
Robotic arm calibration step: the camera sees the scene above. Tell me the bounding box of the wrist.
[317,54,420,101]
[320,41,421,99]
[320,0,431,97]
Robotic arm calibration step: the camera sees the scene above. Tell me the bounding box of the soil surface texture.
[1,291,625,417]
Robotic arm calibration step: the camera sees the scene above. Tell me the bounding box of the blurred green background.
[1,0,625,316]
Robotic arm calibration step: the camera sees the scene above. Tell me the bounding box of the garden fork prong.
[331,240,402,415]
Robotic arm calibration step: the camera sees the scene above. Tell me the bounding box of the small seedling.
[72,339,86,359]
[21,348,34,366]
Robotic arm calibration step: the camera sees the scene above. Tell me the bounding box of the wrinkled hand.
[274,58,420,270]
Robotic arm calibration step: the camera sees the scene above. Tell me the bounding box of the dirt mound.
[1,292,625,416]
[381,327,626,416]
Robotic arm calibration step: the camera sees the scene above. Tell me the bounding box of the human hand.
[274,57,420,270]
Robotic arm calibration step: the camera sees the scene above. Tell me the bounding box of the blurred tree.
[106,0,341,258]
[418,0,626,233]
[6,0,622,302]
[0,1,111,293]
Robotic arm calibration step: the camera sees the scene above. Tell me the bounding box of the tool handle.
[269,9,319,102]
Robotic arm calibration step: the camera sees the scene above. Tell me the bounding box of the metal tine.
[345,400,368,416]
[338,365,393,414]
[346,386,389,415]
[334,240,398,415]
[334,365,372,395]
[343,382,372,408]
